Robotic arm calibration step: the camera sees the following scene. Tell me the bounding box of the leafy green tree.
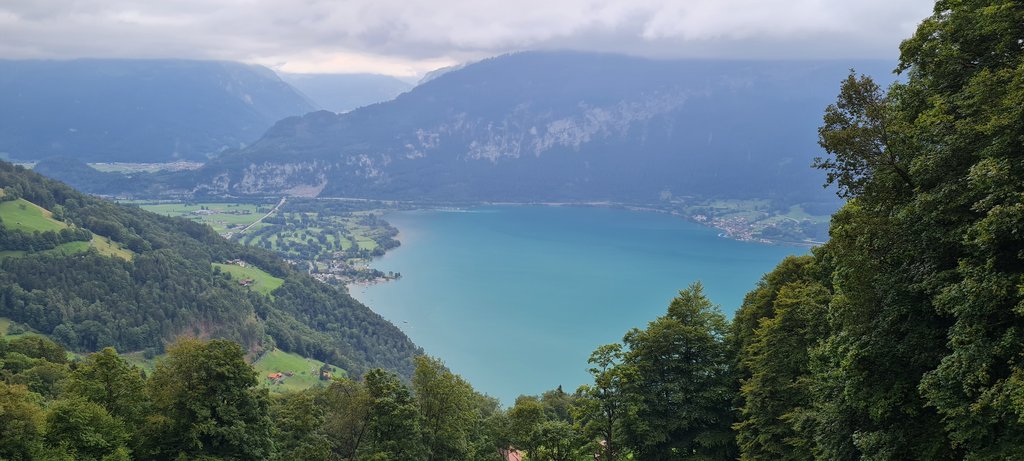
[810,1,1024,458]
[271,390,331,461]
[572,344,630,461]
[466,394,511,461]
[812,72,956,461]
[531,420,585,461]
[897,1,1024,457]
[509,395,546,456]
[11,360,69,398]
[730,255,821,371]
[320,377,373,459]
[539,387,574,423]
[6,335,67,364]
[413,355,477,461]
[0,381,44,461]
[619,283,735,460]
[140,339,274,460]
[43,398,131,461]
[813,73,914,200]
[360,368,423,460]
[734,281,830,460]
[64,347,147,428]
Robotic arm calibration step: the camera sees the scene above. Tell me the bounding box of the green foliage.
[734,280,830,460]
[43,398,131,461]
[10,360,69,398]
[530,420,585,461]
[755,1,1024,459]
[140,339,274,460]
[361,368,423,460]
[270,391,331,461]
[572,344,629,461]
[64,348,148,429]
[619,283,736,460]
[6,335,68,364]
[320,377,373,459]
[0,381,44,461]
[413,355,478,461]
[509,395,547,455]
[0,160,419,380]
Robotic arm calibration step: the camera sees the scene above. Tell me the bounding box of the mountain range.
[177,52,897,205]
[0,59,317,162]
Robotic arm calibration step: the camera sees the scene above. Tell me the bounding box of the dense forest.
[1,1,1022,460]
[0,162,420,378]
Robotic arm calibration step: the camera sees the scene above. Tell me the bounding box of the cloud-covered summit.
[0,0,933,76]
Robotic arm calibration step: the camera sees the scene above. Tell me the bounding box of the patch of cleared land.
[134,202,270,234]
[253,348,345,393]
[0,198,64,233]
[213,263,285,297]
[0,196,132,260]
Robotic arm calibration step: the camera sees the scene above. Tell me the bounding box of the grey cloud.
[0,0,935,75]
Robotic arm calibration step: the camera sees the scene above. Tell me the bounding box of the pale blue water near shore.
[350,206,804,404]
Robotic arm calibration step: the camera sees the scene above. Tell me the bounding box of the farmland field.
[253,349,345,393]
[0,196,133,260]
[212,263,284,297]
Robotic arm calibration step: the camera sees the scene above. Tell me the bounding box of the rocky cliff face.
[190,52,895,204]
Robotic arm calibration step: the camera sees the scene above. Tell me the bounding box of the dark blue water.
[350,206,803,404]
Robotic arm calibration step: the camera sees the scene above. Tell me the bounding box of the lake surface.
[350,206,803,404]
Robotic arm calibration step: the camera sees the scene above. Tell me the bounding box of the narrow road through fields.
[236,197,286,236]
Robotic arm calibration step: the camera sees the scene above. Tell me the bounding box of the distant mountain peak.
[182,53,894,205]
[0,58,317,162]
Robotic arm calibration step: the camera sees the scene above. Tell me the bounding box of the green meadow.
[0,196,133,260]
[253,349,345,393]
[213,263,285,297]
[136,202,268,233]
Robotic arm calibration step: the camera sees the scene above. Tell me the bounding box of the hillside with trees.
[0,161,420,379]
[0,59,317,163]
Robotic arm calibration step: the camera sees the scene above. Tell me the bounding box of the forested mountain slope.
[187,53,894,205]
[0,59,317,162]
[0,161,418,378]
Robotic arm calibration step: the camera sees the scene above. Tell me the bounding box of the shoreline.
[344,201,823,295]
[379,200,827,248]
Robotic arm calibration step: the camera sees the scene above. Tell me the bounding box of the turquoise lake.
[349,206,804,404]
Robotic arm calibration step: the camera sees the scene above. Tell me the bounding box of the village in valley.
[138,199,406,287]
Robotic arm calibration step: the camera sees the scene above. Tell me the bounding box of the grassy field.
[253,348,345,393]
[213,263,285,297]
[353,233,378,251]
[90,235,134,260]
[136,202,268,234]
[0,198,64,233]
[0,197,132,260]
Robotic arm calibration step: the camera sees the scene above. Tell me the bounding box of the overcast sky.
[0,0,935,77]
